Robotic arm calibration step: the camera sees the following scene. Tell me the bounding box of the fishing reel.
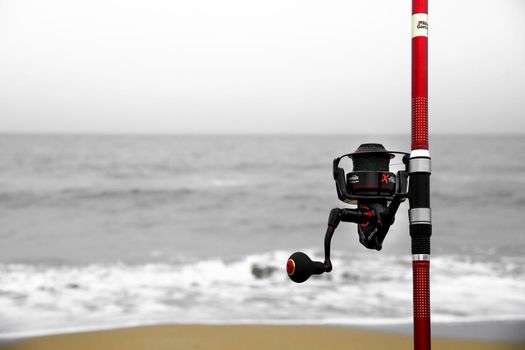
[287,143,409,283]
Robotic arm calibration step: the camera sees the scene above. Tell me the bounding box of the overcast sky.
[0,0,524,134]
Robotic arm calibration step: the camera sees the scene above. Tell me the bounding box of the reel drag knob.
[286,252,325,283]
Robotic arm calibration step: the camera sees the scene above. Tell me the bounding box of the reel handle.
[286,208,370,283]
[286,252,326,283]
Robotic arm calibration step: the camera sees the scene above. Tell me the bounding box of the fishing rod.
[285,1,431,349]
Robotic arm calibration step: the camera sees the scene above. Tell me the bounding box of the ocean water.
[0,134,524,337]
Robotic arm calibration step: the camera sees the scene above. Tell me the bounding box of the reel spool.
[333,143,408,204]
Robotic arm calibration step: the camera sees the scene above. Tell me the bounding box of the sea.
[0,134,524,338]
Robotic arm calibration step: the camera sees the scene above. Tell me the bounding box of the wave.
[0,175,253,208]
[0,188,197,208]
[0,251,524,338]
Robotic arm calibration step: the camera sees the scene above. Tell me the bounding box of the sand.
[1,325,523,350]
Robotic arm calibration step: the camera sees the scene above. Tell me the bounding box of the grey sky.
[0,0,524,134]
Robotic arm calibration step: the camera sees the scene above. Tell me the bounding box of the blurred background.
[0,0,524,340]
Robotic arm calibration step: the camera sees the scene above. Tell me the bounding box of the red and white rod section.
[412,0,429,151]
[409,0,431,350]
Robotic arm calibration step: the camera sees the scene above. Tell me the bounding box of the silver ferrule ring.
[412,254,430,261]
[409,208,432,224]
[409,157,431,174]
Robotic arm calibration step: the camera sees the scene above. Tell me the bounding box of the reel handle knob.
[286,252,326,283]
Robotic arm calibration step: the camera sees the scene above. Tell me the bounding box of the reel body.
[334,143,409,251]
[288,143,409,282]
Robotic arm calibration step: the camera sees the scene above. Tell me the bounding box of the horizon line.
[1,131,524,136]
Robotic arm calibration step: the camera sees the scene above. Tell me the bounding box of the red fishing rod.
[410,0,431,349]
[285,1,432,349]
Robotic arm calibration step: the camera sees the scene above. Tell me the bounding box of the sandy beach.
[1,325,523,350]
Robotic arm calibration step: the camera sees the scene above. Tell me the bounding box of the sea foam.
[0,250,524,338]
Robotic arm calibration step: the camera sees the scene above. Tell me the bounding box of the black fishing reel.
[287,143,409,283]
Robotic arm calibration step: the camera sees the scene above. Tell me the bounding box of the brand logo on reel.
[417,20,428,30]
[381,174,395,184]
[349,175,359,183]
